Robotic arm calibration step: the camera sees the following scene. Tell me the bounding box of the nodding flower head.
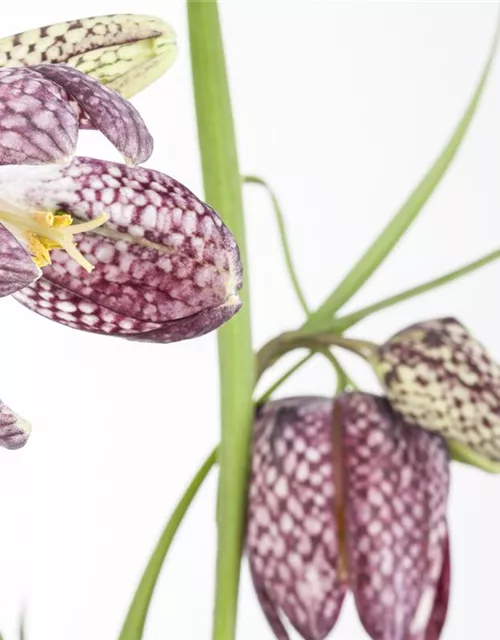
[0,157,242,343]
[248,393,450,640]
[0,14,176,99]
[374,317,500,465]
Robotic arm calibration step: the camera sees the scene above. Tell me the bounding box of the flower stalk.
[187,3,254,640]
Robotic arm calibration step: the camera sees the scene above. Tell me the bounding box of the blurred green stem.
[188,3,254,640]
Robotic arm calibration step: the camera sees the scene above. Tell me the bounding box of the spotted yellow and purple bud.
[0,64,153,165]
[374,317,500,464]
[248,393,450,640]
[0,14,176,99]
[0,157,242,342]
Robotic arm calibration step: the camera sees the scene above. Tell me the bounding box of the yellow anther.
[33,212,54,226]
[27,233,52,268]
[52,213,73,228]
[0,209,110,274]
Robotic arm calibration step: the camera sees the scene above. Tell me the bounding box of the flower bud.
[374,317,500,463]
[0,14,176,98]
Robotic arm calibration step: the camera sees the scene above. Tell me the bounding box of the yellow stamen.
[27,234,52,268]
[0,209,109,273]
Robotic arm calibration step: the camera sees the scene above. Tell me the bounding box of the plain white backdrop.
[0,2,499,639]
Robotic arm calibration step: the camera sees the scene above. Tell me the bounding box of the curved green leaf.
[304,20,500,333]
[118,449,217,640]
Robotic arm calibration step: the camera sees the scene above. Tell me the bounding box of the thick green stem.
[187,4,254,640]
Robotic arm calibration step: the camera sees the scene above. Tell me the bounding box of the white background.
[0,1,499,639]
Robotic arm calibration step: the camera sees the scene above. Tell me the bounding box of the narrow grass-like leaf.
[244,176,311,317]
[303,20,500,333]
[332,247,500,332]
[118,450,217,640]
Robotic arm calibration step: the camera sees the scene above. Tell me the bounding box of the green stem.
[117,450,217,640]
[302,21,500,333]
[256,331,378,380]
[448,439,500,474]
[331,247,500,332]
[187,4,254,640]
[256,352,314,405]
[244,175,311,317]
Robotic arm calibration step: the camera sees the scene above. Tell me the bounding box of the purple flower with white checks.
[0,401,30,450]
[248,394,450,640]
[0,157,242,342]
[0,64,153,166]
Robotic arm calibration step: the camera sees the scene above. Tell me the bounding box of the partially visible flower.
[248,393,450,640]
[374,317,500,463]
[0,64,153,165]
[0,157,242,342]
[0,14,176,99]
[0,399,30,449]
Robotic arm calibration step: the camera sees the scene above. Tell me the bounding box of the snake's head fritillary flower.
[0,64,153,166]
[0,157,242,342]
[0,14,176,99]
[0,400,30,450]
[374,317,500,464]
[248,393,450,640]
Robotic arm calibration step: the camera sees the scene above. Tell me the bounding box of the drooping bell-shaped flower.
[374,317,500,463]
[0,399,30,449]
[0,14,177,99]
[248,393,450,640]
[0,64,153,165]
[0,157,242,342]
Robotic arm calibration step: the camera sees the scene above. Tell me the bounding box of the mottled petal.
[423,536,450,640]
[0,159,241,341]
[338,392,450,640]
[248,397,347,640]
[0,15,177,99]
[0,67,77,164]
[0,400,30,449]
[0,222,39,296]
[33,64,153,164]
[374,317,500,462]
[249,562,290,640]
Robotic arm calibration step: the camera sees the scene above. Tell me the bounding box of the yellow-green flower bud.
[0,14,177,98]
[374,317,500,465]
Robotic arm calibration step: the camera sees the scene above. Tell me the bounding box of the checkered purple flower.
[0,157,242,342]
[247,393,450,639]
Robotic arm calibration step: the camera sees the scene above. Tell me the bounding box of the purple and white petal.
[33,64,153,164]
[0,159,242,340]
[0,67,77,165]
[0,400,30,449]
[0,222,39,297]
[338,392,450,640]
[248,397,347,640]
